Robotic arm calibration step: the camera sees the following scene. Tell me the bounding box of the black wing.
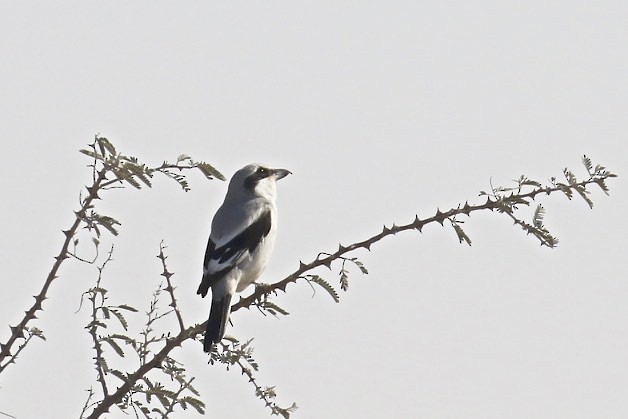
[197,209,272,297]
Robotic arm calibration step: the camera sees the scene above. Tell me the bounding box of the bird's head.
[228,163,291,200]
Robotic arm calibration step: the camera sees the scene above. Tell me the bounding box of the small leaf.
[452,223,472,246]
[582,155,593,175]
[116,304,139,312]
[339,269,349,291]
[79,149,100,159]
[98,137,117,156]
[306,275,340,303]
[595,178,610,195]
[182,396,206,414]
[110,309,129,330]
[196,162,226,181]
[101,336,125,357]
[532,205,545,228]
[574,185,594,209]
[259,300,290,316]
[563,168,578,185]
[350,257,369,274]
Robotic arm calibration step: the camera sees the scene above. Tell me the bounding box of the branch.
[86,330,192,419]
[160,377,196,418]
[157,242,185,333]
[86,246,116,398]
[0,136,223,375]
[0,164,109,372]
[84,157,618,416]
[233,161,616,310]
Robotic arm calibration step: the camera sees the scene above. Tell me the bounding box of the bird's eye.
[257,167,268,175]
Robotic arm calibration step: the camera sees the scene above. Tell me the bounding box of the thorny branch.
[0,136,223,375]
[0,165,109,372]
[158,242,185,333]
[87,158,617,417]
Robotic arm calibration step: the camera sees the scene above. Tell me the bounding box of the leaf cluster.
[474,155,616,247]
[77,246,205,418]
[211,338,298,418]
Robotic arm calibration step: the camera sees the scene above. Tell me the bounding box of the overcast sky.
[1,2,627,418]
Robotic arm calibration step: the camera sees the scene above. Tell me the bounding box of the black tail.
[204,294,233,352]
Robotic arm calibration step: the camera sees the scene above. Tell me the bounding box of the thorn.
[338,244,346,252]
[435,208,445,225]
[299,261,307,270]
[85,185,101,199]
[62,229,73,238]
[485,196,494,209]
[321,258,332,269]
[382,225,391,233]
[10,326,25,339]
[0,344,10,356]
[462,201,472,216]
[364,242,372,251]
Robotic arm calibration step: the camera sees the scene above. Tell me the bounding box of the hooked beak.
[272,168,292,180]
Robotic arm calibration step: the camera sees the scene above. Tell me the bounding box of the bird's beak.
[272,168,292,180]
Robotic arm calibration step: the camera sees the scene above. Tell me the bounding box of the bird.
[197,163,291,352]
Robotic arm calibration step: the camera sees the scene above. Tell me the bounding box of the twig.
[87,246,116,398]
[160,377,196,418]
[157,242,185,332]
[79,388,97,419]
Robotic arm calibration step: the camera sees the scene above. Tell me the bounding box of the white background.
[1,2,627,418]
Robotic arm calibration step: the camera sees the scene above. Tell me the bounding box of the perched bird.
[197,163,291,352]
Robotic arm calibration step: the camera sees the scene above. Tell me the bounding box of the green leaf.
[452,223,472,246]
[110,309,129,330]
[563,168,578,185]
[98,137,117,156]
[116,304,139,312]
[595,178,610,195]
[574,185,594,209]
[582,155,593,175]
[94,213,121,236]
[196,162,225,181]
[306,275,340,303]
[101,336,125,357]
[532,205,545,228]
[259,300,290,316]
[181,396,206,414]
[79,149,100,160]
[101,306,111,319]
[350,257,369,274]
[339,269,349,291]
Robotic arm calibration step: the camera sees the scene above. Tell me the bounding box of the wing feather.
[197,209,272,297]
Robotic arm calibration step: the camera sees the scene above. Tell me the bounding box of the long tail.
[204,294,233,352]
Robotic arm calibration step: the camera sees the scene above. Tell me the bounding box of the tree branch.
[0,136,223,375]
[0,165,109,372]
[157,242,185,333]
[86,160,616,417]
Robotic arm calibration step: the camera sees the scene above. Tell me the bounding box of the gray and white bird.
[197,163,291,352]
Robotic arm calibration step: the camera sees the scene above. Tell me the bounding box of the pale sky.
[1,2,627,418]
